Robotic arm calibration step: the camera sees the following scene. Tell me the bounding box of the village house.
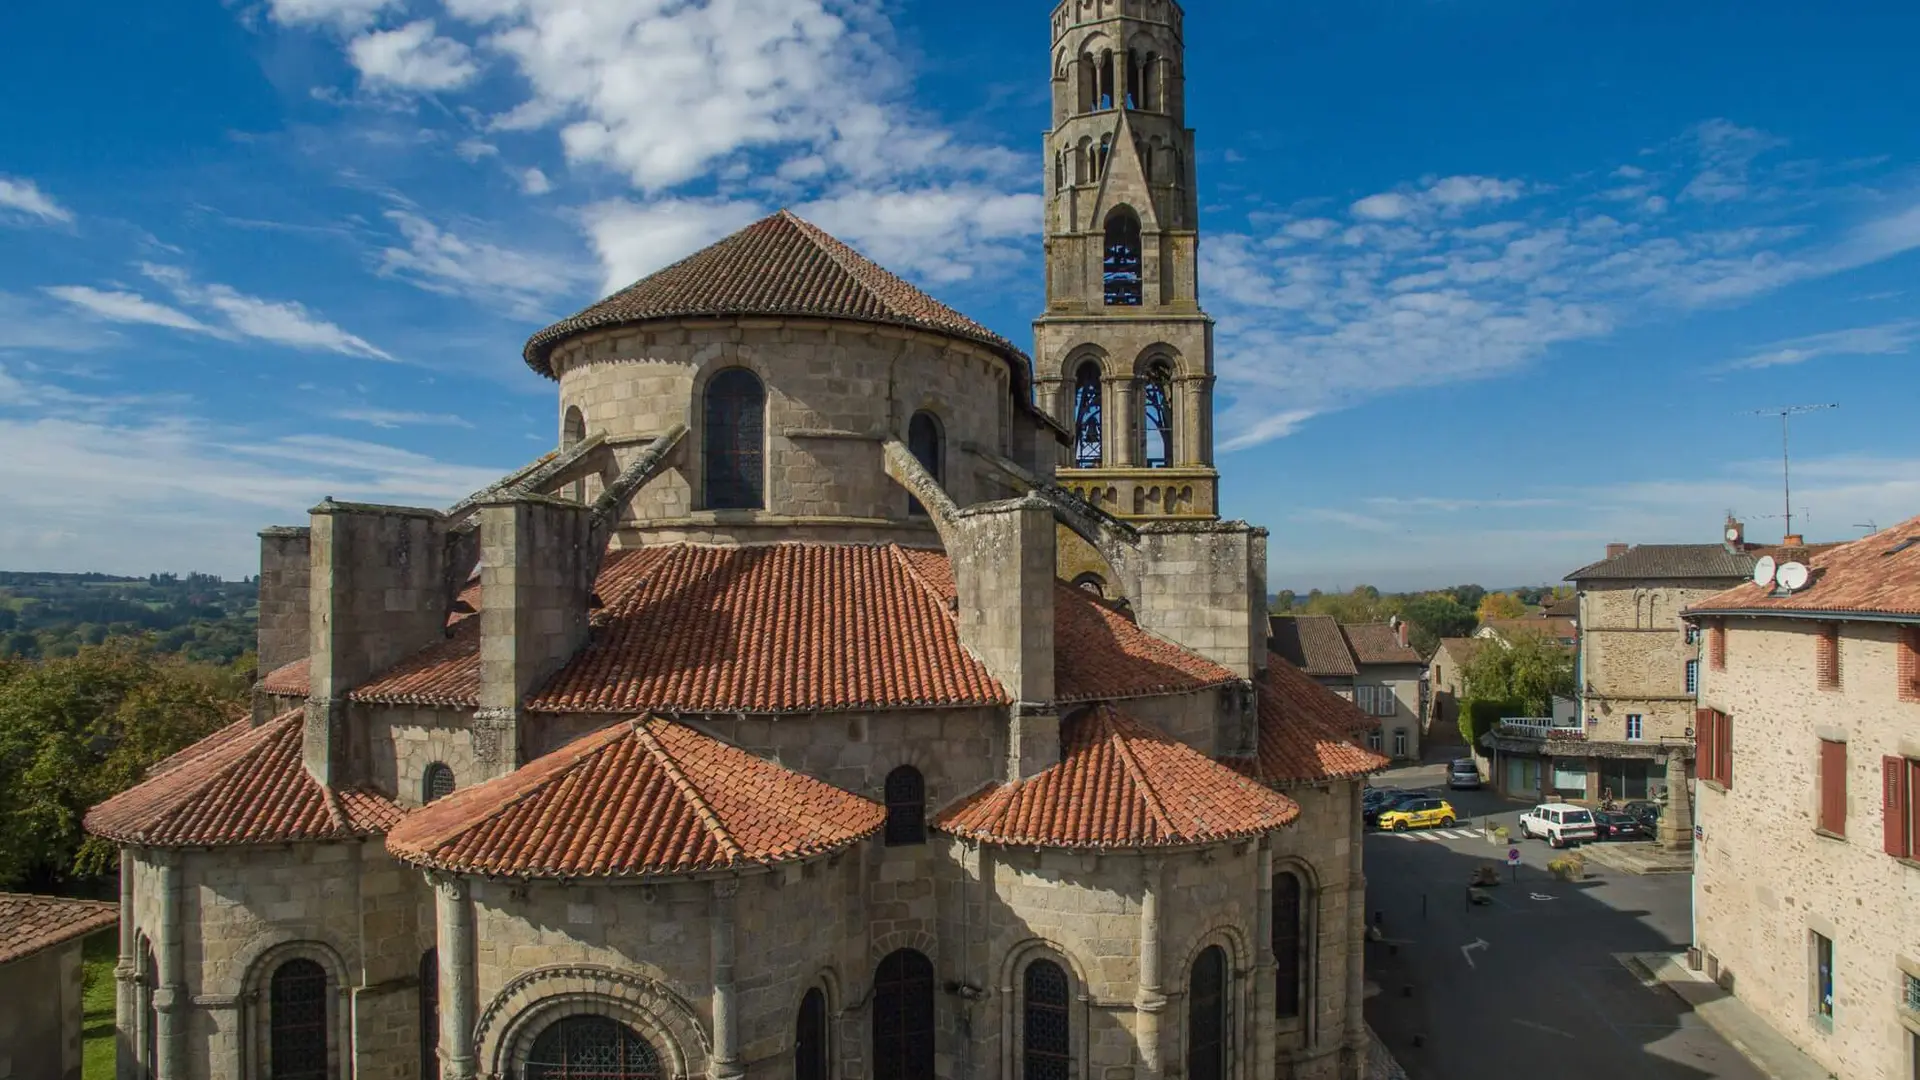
[1684,514,1920,1079]
[1422,637,1479,753]
[1268,617,1424,762]
[0,892,119,1080]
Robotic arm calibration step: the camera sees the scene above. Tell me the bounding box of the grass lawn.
[81,931,116,1080]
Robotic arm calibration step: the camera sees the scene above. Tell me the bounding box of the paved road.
[1360,771,1765,1080]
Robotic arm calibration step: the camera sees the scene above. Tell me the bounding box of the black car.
[1622,800,1662,829]
[1592,810,1646,840]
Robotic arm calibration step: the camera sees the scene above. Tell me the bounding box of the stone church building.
[85,2,1390,1079]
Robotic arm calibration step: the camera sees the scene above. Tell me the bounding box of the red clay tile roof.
[386,716,884,878]
[260,656,309,697]
[1478,617,1577,645]
[935,704,1300,849]
[1341,623,1422,666]
[1231,657,1392,785]
[260,543,1236,714]
[1686,513,1920,619]
[523,210,1027,378]
[0,893,118,965]
[84,713,402,847]
[1267,615,1357,677]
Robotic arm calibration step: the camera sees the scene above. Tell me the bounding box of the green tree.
[1475,591,1529,622]
[1399,593,1477,655]
[1300,586,1403,625]
[1442,584,1486,612]
[1458,632,1575,722]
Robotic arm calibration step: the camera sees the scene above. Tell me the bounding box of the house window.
[269,958,330,1080]
[1900,628,1920,703]
[872,950,935,1080]
[884,766,926,846]
[1817,624,1841,690]
[703,368,766,510]
[1685,625,1700,646]
[1883,755,1920,859]
[525,1016,661,1080]
[1071,362,1103,468]
[1818,739,1848,836]
[1354,686,1372,713]
[1685,660,1699,696]
[1023,960,1070,1080]
[1625,715,1643,742]
[419,949,438,1080]
[796,987,829,1080]
[1905,972,1920,1013]
[1272,873,1305,1019]
[1708,621,1726,670]
[1141,362,1173,467]
[906,411,943,517]
[1695,708,1733,788]
[1392,730,1408,757]
[1103,208,1143,306]
[422,762,455,804]
[1812,932,1834,1023]
[1366,730,1381,751]
[1186,946,1227,1080]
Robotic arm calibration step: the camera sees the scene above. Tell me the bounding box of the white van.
[1516,804,1597,848]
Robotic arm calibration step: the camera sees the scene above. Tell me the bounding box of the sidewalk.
[1619,952,1838,1080]
[1363,1023,1408,1080]
[1581,840,1693,875]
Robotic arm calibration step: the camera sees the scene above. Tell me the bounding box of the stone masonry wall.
[1579,580,1729,742]
[1695,616,1920,1080]
[359,703,478,808]
[0,941,86,1080]
[255,527,310,676]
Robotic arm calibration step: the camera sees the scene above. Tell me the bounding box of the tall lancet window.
[1072,362,1103,468]
[703,368,766,510]
[1103,208,1143,306]
[1141,362,1173,467]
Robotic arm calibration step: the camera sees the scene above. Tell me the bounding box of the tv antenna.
[1748,403,1836,539]
[1854,520,1879,535]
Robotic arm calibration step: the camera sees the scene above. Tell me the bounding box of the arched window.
[1143,53,1159,110]
[269,958,330,1080]
[525,1015,661,1080]
[1104,209,1143,307]
[1097,134,1112,177]
[419,949,439,1080]
[906,412,943,517]
[796,986,829,1080]
[563,406,586,500]
[1273,873,1305,1018]
[1055,152,1066,192]
[1071,362,1103,468]
[1186,946,1226,1080]
[1141,363,1173,467]
[872,949,935,1080]
[140,939,157,1074]
[1023,960,1070,1080]
[1071,572,1106,598]
[422,762,455,804]
[884,766,926,846]
[1125,50,1141,109]
[703,368,766,510]
[1097,50,1114,109]
[1077,54,1095,114]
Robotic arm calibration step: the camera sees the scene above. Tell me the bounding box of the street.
[1361,762,1766,1080]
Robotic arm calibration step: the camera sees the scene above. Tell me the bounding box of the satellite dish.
[1752,556,1776,588]
[1775,561,1810,592]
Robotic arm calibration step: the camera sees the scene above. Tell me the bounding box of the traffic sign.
[1507,847,1521,866]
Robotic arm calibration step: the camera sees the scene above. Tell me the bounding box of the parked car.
[1363,788,1440,826]
[1377,797,1458,832]
[1447,759,1481,790]
[1592,810,1646,840]
[1515,803,1598,848]
[1622,800,1662,830]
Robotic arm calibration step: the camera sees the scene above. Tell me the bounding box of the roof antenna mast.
[1748,404,1837,540]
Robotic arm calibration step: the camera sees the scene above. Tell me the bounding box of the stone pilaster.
[435,875,477,1080]
[1254,842,1276,1080]
[710,879,744,1080]
[113,848,136,1080]
[1134,857,1165,1080]
[1343,783,1367,1080]
[153,851,184,1080]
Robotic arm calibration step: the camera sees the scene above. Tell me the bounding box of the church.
[85,2,1390,1079]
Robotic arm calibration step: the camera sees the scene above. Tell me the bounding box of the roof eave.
[1679,606,1920,624]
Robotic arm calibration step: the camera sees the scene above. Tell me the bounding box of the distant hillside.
[0,571,256,665]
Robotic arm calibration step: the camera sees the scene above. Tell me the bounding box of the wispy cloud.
[0,176,74,225]
[142,264,395,360]
[329,406,474,428]
[43,286,217,334]
[377,210,584,318]
[349,20,480,91]
[1720,319,1920,370]
[265,0,402,32]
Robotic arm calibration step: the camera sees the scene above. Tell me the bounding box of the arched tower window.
[269,958,330,1080]
[1141,362,1173,467]
[1273,872,1306,1018]
[1097,134,1112,177]
[1126,50,1141,109]
[872,949,935,1080]
[906,412,943,517]
[884,765,926,846]
[1104,209,1143,307]
[1143,53,1160,110]
[525,1015,661,1080]
[419,949,439,1080]
[422,762,455,805]
[1055,151,1066,192]
[796,987,829,1080]
[1075,139,1091,185]
[1077,54,1095,114]
[563,406,586,500]
[1023,960,1070,1080]
[1187,946,1227,1080]
[1097,50,1114,109]
[1071,362,1103,468]
[703,368,766,510]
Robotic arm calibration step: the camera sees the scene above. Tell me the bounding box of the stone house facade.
[1268,618,1422,763]
[0,893,120,1080]
[1685,515,1920,1079]
[1422,639,1478,753]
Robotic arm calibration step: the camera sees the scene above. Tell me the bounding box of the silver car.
[1447,758,1481,789]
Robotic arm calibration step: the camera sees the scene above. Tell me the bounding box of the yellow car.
[1377,797,1457,832]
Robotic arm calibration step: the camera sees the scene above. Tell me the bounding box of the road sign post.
[1508,847,1521,880]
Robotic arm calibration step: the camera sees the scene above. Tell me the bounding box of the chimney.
[256,526,311,678]
[1394,617,1409,649]
[306,501,452,787]
[1725,517,1745,547]
[1132,522,1266,757]
[947,495,1057,779]
[475,493,597,780]
[1783,533,1804,548]
[1606,542,1629,560]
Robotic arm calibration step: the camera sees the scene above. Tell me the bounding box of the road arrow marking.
[1460,939,1490,968]
[1529,892,1557,901]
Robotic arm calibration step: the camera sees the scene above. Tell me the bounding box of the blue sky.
[2,0,1917,591]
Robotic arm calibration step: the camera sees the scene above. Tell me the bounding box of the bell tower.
[1035,0,1217,522]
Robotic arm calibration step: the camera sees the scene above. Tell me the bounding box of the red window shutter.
[1818,740,1846,835]
[1900,629,1920,703]
[1888,756,1912,858]
[1694,708,1714,783]
[1709,622,1727,671]
[1719,711,1733,788]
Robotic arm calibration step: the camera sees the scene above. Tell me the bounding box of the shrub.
[1547,855,1585,881]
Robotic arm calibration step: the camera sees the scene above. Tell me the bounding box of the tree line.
[0,571,257,665]
[1269,583,1568,656]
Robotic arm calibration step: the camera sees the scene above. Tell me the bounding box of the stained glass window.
[1272,874,1302,1018]
[1023,960,1070,1080]
[1072,363,1103,469]
[525,1016,661,1080]
[1141,364,1173,467]
[1187,946,1225,1080]
[269,958,329,1080]
[703,368,765,510]
[872,950,935,1080]
[884,766,926,846]
[796,987,828,1080]
[1103,209,1142,306]
[423,762,455,804]
[907,412,942,517]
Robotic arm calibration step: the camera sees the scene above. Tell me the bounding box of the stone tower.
[1035,0,1217,523]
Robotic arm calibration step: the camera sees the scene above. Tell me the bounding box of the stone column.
[114,849,137,1080]
[1343,785,1367,1079]
[1253,842,1276,1080]
[1660,752,1694,851]
[1108,377,1136,467]
[436,875,478,1080]
[153,851,184,1080]
[1134,858,1165,1079]
[710,879,744,1080]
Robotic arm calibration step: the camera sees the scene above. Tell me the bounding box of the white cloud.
[1350,192,1414,221]
[0,176,74,225]
[582,198,766,293]
[1349,175,1525,222]
[43,286,219,334]
[328,407,476,428]
[1679,119,1786,203]
[795,188,1042,284]
[519,167,552,195]
[265,0,402,31]
[89,264,398,360]
[349,20,480,91]
[377,209,585,318]
[1720,319,1920,370]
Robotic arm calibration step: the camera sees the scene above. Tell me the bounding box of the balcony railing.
[1495,717,1585,740]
